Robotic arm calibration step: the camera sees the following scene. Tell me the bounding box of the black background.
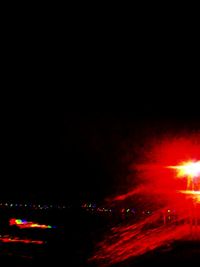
[1,106,199,203]
[1,13,199,204]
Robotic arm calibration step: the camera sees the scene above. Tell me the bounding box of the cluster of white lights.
[0,203,66,209]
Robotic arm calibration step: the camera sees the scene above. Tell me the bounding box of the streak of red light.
[0,236,44,244]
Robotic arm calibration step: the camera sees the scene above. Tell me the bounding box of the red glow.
[89,210,191,266]
[90,134,200,266]
[0,235,44,244]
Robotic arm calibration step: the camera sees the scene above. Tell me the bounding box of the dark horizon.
[1,110,200,203]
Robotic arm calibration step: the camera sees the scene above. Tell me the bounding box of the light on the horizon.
[168,161,200,178]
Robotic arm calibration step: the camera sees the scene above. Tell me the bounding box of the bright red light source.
[89,135,200,266]
[168,161,200,178]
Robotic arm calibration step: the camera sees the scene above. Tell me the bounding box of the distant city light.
[9,218,55,229]
[0,202,66,210]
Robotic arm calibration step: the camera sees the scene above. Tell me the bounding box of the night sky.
[1,108,199,204]
[61,111,200,203]
[1,4,199,206]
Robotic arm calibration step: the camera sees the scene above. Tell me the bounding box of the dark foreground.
[1,208,200,266]
[109,241,200,267]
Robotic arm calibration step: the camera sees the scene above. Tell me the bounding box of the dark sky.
[60,111,200,203]
[1,11,199,204]
[1,107,199,204]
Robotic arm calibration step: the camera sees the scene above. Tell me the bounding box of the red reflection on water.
[0,235,44,244]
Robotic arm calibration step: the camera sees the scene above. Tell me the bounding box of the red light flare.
[111,135,200,205]
[90,134,200,266]
[168,161,200,178]
[168,161,200,192]
[0,235,44,244]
